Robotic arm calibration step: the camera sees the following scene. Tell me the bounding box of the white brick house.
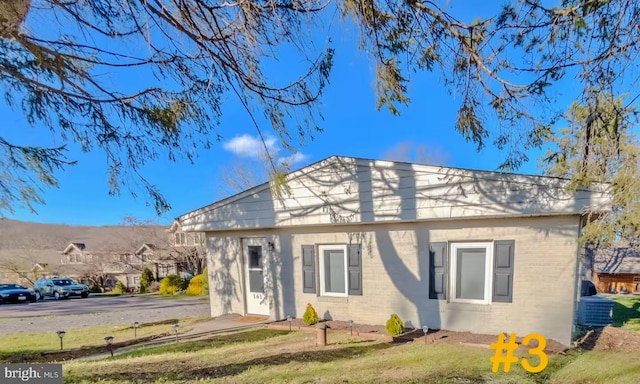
[177,156,611,346]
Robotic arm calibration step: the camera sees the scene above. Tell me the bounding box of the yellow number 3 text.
[521,333,548,373]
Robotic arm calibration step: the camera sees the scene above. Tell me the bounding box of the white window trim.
[450,242,494,305]
[175,232,187,246]
[318,244,349,298]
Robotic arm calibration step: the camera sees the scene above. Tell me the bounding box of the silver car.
[33,278,89,300]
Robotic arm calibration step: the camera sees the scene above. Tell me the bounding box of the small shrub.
[385,314,404,336]
[302,303,319,325]
[140,267,155,293]
[180,277,191,291]
[186,274,206,296]
[88,285,102,293]
[112,281,125,295]
[159,274,181,295]
[147,281,160,293]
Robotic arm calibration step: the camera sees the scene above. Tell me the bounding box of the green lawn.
[612,296,640,332]
[57,328,640,384]
[0,318,202,363]
[552,351,640,383]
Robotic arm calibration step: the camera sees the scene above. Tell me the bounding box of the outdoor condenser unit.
[577,296,614,327]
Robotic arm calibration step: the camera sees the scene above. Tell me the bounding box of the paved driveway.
[0,295,211,334]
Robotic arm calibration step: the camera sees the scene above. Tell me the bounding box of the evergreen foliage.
[302,303,319,326]
[385,314,404,336]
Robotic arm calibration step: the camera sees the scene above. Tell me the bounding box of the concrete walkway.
[75,314,271,361]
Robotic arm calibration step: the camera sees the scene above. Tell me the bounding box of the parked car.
[33,278,89,300]
[0,283,37,304]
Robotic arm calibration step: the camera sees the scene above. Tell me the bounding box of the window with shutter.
[443,240,515,304]
[428,242,447,300]
[348,244,362,296]
[450,243,492,303]
[307,244,363,297]
[301,245,316,294]
[493,240,515,303]
[319,245,348,297]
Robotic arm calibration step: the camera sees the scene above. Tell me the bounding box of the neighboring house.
[586,247,640,294]
[135,242,186,280]
[0,262,51,286]
[0,247,61,286]
[59,242,180,290]
[0,218,180,287]
[168,220,207,276]
[177,156,611,346]
[30,263,50,281]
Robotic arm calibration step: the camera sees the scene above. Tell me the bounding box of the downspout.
[571,215,587,342]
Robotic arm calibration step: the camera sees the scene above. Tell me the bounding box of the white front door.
[243,238,270,315]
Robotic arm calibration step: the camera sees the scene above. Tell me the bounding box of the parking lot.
[0,295,211,334]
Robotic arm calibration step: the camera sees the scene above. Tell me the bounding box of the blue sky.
[2,1,579,226]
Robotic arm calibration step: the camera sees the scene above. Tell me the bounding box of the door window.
[248,246,264,293]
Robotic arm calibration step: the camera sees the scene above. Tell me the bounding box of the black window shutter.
[348,244,362,296]
[493,240,515,303]
[429,242,447,300]
[301,245,316,294]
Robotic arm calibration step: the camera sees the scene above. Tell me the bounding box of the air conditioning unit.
[577,296,614,327]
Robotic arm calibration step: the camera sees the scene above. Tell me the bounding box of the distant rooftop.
[589,247,640,274]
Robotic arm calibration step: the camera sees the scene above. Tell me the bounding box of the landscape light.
[172,323,179,342]
[349,320,354,336]
[422,326,429,345]
[104,336,115,357]
[133,321,139,338]
[56,331,66,350]
[286,315,292,331]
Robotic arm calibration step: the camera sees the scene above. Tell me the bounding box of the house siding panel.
[181,158,609,232]
[205,236,246,317]
[204,215,580,346]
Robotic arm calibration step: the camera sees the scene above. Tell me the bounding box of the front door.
[243,238,270,315]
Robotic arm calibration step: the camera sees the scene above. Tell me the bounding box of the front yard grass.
[58,328,640,384]
[0,317,203,363]
[612,295,640,332]
[552,351,640,383]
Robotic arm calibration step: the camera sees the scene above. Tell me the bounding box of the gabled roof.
[177,156,335,220]
[177,155,612,232]
[31,263,48,271]
[589,247,640,274]
[62,242,86,254]
[168,220,181,233]
[135,243,156,254]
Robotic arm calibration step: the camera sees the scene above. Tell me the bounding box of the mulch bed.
[268,319,570,354]
[423,329,569,355]
[269,319,388,337]
[575,326,640,352]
